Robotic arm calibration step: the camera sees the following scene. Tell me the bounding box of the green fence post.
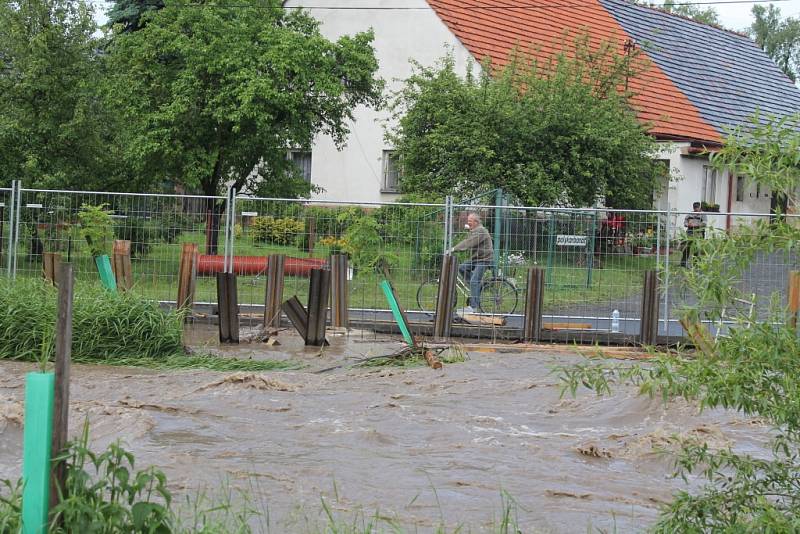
[380,280,414,346]
[95,255,117,292]
[22,372,55,534]
[587,211,597,288]
[546,213,555,285]
[493,188,503,273]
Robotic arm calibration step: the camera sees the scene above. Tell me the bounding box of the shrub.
[0,279,183,362]
[77,204,114,257]
[155,209,196,243]
[250,216,305,246]
[114,217,155,258]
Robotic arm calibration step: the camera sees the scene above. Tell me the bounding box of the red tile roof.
[426,0,722,143]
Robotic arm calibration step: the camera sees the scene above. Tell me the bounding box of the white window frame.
[381,150,401,193]
[702,165,717,204]
[289,150,312,183]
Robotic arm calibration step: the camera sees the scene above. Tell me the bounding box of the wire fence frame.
[1,185,796,343]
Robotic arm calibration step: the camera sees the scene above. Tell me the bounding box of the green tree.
[662,0,720,26]
[104,0,382,252]
[559,114,800,529]
[107,0,164,33]
[0,0,118,189]
[750,4,800,81]
[387,38,666,209]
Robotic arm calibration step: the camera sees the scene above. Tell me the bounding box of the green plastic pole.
[22,372,55,534]
[380,280,414,346]
[95,255,117,292]
[546,213,555,285]
[587,211,597,288]
[493,188,503,273]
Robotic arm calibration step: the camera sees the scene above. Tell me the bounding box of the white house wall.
[283,0,476,203]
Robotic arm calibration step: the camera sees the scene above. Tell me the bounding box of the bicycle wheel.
[479,278,518,315]
[416,279,458,313]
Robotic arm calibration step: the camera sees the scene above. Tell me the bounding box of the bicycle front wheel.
[417,280,458,313]
[479,278,518,315]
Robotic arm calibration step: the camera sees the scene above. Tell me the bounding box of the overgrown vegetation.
[387,36,667,209]
[0,423,264,532]
[77,204,114,258]
[0,279,183,362]
[557,113,800,530]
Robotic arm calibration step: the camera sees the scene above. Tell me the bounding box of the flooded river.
[0,332,772,532]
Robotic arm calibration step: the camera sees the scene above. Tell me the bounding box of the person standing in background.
[681,201,707,267]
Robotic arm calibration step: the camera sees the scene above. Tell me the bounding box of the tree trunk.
[205,197,225,256]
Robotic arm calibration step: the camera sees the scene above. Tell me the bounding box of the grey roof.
[600,0,800,136]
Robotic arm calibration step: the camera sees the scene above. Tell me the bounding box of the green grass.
[0,278,184,363]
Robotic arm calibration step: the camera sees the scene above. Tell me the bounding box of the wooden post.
[523,267,545,342]
[305,268,330,346]
[330,254,349,328]
[640,270,659,346]
[789,270,800,329]
[263,254,286,330]
[176,243,198,313]
[217,273,239,343]
[42,252,61,285]
[112,240,133,291]
[50,262,73,511]
[433,254,458,341]
[282,296,309,340]
[306,217,316,255]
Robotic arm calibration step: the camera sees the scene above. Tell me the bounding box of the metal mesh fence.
[2,185,796,344]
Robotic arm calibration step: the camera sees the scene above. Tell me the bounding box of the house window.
[290,151,312,183]
[736,175,745,202]
[702,166,717,204]
[382,150,401,192]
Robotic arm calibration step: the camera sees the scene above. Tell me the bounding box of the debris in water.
[196,373,299,392]
[576,441,613,458]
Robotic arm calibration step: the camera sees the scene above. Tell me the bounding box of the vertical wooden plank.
[177,243,198,312]
[263,254,285,330]
[789,270,800,329]
[50,262,73,511]
[639,270,659,346]
[42,253,61,285]
[433,255,457,341]
[330,254,349,328]
[227,273,240,344]
[305,268,330,346]
[217,272,230,342]
[523,268,545,342]
[307,217,316,255]
[112,240,133,291]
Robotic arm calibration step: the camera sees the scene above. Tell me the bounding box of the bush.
[250,216,305,246]
[0,280,183,362]
[77,204,114,257]
[155,209,196,244]
[114,217,155,258]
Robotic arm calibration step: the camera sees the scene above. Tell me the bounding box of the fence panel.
[230,197,446,334]
[663,211,799,338]
[1,187,12,277]
[13,189,224,304]
[5,186,794,344]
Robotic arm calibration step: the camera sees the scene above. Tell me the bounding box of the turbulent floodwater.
[0,333,772,532]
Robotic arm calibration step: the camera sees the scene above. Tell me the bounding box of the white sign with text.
[556,234,588,247]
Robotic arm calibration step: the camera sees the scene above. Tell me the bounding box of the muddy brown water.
[0,329,773,532]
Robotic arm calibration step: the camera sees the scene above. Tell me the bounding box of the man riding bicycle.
[446,212,494,314]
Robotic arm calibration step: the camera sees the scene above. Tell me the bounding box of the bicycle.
[416,268,519,315]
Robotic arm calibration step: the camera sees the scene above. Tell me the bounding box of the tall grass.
[0,279,183,363]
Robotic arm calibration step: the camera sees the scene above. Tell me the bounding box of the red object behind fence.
[197,255,327,277]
